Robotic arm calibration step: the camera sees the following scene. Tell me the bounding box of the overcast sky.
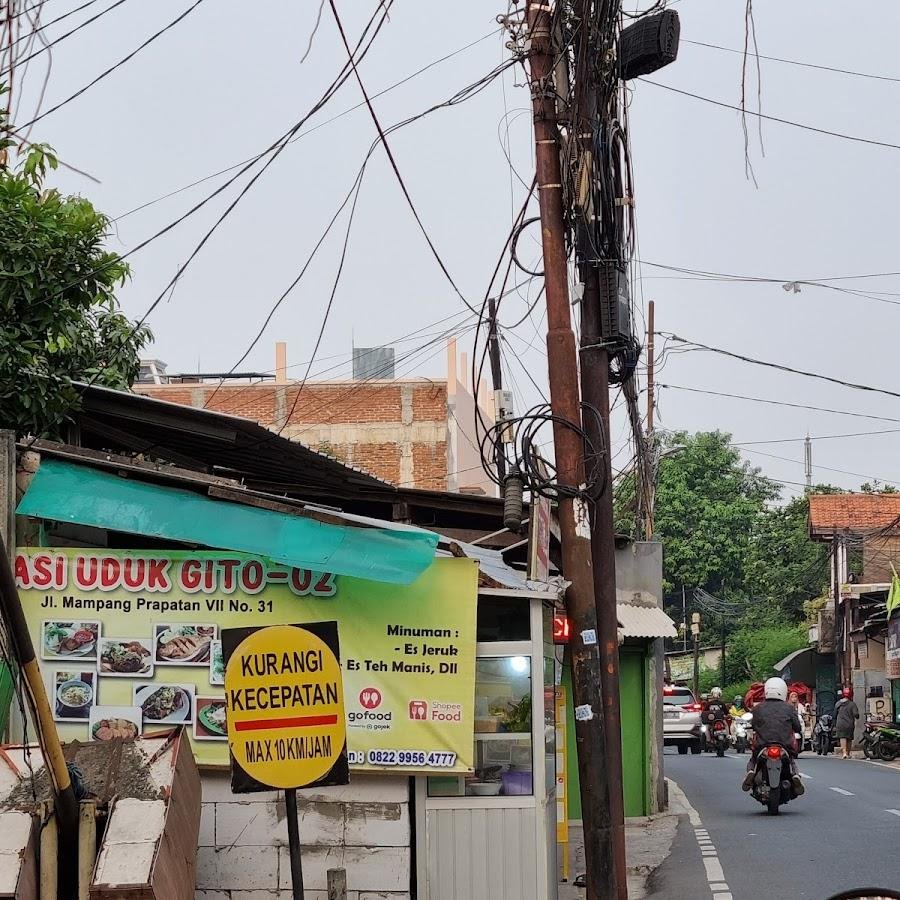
[17,0,900,497]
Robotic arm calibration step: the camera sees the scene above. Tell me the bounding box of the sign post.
[222,621,349,899]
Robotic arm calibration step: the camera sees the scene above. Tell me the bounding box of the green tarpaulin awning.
[17,458,438,584]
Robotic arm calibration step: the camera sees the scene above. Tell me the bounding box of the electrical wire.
[657,333,900,402]
[0,0,128,82]
[685,38,900,85]
[112,26,502,222]
[639,77,900,154]
[657,384,900,425]
[20,0,205,129]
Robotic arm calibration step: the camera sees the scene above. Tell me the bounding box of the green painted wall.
[562,644,650,820]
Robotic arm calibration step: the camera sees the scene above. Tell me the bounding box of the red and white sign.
[528,494,552,583]
[408,700,428,721]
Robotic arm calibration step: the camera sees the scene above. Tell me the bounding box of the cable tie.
[535,139,557,145]
[539,183,562,189]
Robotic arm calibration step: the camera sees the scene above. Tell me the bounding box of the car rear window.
[663,690,695,706]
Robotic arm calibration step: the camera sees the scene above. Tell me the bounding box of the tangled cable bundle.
[479,402,609,502]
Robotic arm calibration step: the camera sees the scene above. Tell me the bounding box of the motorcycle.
[873,722,900,762]
[733,713,752,754]
[710,718,730,757]
[814,713,834,756]
[748,743,799,815]
[860,721,882,759]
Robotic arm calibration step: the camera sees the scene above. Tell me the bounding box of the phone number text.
[348,750,457,768]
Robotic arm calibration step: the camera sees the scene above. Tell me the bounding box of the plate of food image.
[154,625,214,665]
[198,700,227,737]
[134,684,194,724]
[98,638,153,676]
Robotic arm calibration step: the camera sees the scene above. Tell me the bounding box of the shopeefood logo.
[349,687,392,731]
[430,701,462,722]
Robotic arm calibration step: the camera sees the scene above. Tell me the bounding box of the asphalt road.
[650,748,900,900]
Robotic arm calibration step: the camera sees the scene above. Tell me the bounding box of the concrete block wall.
[195,773,411,900]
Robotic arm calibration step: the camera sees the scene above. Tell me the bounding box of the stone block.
[199,803,216,847]
[196,846,279,891]
[278,847,409,893]
[344,803,409,848]
[201,773,279,804]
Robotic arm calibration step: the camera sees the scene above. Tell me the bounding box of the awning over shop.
[17,459,438,584]
[772,646,817,685]
[616,602,677,639]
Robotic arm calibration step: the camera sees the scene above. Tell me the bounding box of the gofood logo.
[359,687,382,710]
[348,687,392,729]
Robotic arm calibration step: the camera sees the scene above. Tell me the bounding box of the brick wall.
[135,381,450,490]
[195,773,411,899]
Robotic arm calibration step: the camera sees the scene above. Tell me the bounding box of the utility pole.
[682,585,687,652]
[524,2,617,897]
[571,1,627,891]
[646,300,655,432]
[804,435,812,491]
[487,297,507,483]
[580,271,628,898]
[691,612,701,699]
[644,301,655,538]
[832,535,841,691]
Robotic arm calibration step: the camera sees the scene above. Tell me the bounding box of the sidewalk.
[559,804,679,899]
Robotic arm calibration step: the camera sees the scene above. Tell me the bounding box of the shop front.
[8,440,562,899]
[416,589,558,900]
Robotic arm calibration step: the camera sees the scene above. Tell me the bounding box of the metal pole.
[285,789,304,900]
[682,586,687,653]
[0,536,78,897]
[832,535,841,691]
[720,623,726,687]
[693,634,700,700]
[524,3,616,896]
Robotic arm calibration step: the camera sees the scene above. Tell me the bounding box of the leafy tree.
[652,431,778,596]
[742,494,830,621]
[0,101,150,438]
[722,622,807,685]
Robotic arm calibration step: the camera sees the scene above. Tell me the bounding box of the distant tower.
[804,435,812,490]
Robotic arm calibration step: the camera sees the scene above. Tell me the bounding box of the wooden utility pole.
[524,2,617,897]
[571,3,627,892]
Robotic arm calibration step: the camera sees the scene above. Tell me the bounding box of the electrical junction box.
[494,389,515,444]
[598,261,633,351]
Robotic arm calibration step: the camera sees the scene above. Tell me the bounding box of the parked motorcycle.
[710,718,730,757]
[860,721,882,759]
[748,743,800,815]
[814,713,834,756]
[873,722,900,762]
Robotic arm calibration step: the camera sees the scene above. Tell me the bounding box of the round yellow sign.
[224,624,346,789]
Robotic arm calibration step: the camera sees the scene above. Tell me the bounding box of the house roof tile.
[808,493,900,538]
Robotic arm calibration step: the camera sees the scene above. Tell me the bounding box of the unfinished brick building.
[134,339,496,495]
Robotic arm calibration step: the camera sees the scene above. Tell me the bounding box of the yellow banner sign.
[15,548,478,773]
[224,622,348,792]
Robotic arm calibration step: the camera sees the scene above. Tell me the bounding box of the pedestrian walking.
[834,687,859,759]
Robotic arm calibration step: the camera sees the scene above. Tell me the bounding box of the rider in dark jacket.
[742,677,804,794]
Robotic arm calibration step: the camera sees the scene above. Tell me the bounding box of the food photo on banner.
[14,548,478,773]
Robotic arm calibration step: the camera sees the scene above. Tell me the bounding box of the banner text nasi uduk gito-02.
[14,548,478,773]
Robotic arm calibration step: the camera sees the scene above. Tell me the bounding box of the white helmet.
[710,687,722,699]
[764,677,788,702]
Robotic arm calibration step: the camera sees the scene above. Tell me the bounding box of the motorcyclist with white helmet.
[742,677,804,794]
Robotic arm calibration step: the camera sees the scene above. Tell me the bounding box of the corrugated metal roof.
[616,602,677,639]
[436,536,566,595]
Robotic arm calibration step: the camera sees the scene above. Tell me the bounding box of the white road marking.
[670,778,732,898]
[799,772,811,779]
[886,809,900,817]
[829,787,854,796]
[868,761,899,771]
[703,857,725,882]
